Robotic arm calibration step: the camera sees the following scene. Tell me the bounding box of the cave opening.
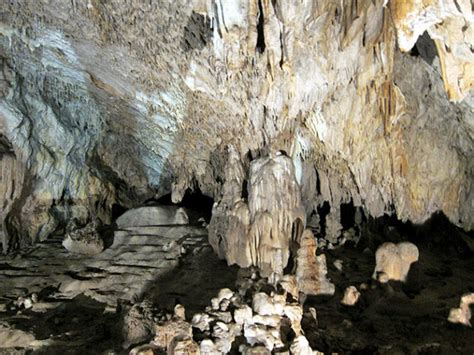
[340,200,355,230]
[153,187,214,223]
[111,202,127,221]
[408,31,438,65]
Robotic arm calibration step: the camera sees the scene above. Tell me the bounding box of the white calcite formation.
[290,335,322,355]
[341,286,361,306]
[296,229,335,296]
[373,242,419,283]
[448,293,474,327]
[130,271,323,354]
[209,153,305,276]
[62,220,104,255]
[200,339,219,354]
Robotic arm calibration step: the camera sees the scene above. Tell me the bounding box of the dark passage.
[256,0,266,53]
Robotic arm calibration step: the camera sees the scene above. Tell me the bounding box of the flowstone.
[209,153,305,276]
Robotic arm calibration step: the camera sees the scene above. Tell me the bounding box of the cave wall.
[0,0,472,251]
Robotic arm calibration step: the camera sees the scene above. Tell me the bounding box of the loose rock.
[341,286,361,306]
[448,293,474,327]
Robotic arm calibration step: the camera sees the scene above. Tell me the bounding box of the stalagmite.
[325,207,342,245]
[296,229,335,296]
[210,153,305,276]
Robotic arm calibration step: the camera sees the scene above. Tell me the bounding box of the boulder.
[252,293,285,316]
[200,339,220,354]
[153,318,193,352]
[122,301,157,349]
[290,335,321,355]
[448,293,474,327]
[169,337,200,355]
[341,286,360,306]
[234,305,253,325]
[373,242,419,283]
[62,221,104,255]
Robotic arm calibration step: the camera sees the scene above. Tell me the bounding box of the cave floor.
[0,222,213,352]
[0,226,473,354]
[303,241,474,353]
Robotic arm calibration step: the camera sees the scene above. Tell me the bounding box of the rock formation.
[116,206,189,228]
[296,229,335,296]
[0,3,473,351]
[389,0,473,101]
[0,0,472,254]
[209,153,305,276]
[122,300,159,349]
[126,269,323,354]
[448,293,474,327]
[62,220,104,255]
[373,242,419,283]
[341,286,361,306]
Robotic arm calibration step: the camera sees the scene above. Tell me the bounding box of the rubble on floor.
[127,268,320,354]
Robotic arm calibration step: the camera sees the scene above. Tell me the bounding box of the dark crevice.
[212,2,223,38]
[279,29,284,68]
[317,201,330,237]
[0,134,14,156]
[111,203,127,221]
[409,45,420,57]
[241,179,248,200]
[153,187,214,222]
[256,0,266,53]
[315,169,321,195]
[453,0,462,13]
[410,31,437,65]
[340,200,355,230]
